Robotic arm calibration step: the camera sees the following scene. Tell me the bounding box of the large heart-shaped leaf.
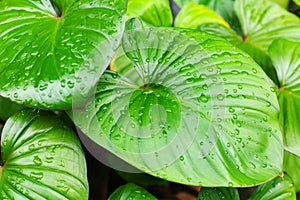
[127,0,172,27]
[108,183,157,200]
[249,175,296,200]
[284,151,300,192]
[70,19,282,187]
[174,2,229,29]
[197,187,240,200]
[0,0,127,109]
[0,109,88,199]
[269,39,300,156]
[199,0,300,83]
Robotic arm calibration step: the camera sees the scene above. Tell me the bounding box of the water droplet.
[249,162,256,169]
[228,182,234,187]
[252,68,257,74]
[198,94,209,103]
[228,107,235,113]
[179,156,184,161]
[30,172,44,180]
[33,156,42,166]
[28,144,35,151]
[265,101,271,107]
[217,94,224,101]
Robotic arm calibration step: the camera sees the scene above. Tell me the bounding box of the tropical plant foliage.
[0,0,299,199]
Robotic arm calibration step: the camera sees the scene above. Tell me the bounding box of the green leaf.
[0,0,127,109]
[269,39,300,156]
[127,0,172,27]
[199,0,300,83]
[249,175,296,200]
[174,0,242,35]
[0,109,88,199]
[70,19,283,187]
[108,183,157,200]
[197,187,240,200]
[0,96,24,121]
[293,0,300,6]
[284,151,300,192]
[270,0,289,8]
[174,2,229,29]
[234,0,300,51]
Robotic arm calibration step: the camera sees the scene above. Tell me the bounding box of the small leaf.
[269,39,300,156]
[0,109,88,199]
[0,0,127,109]
[70,19,283,187]
[197,187,240,200]
[127,0,172,27]
[284,151,300,192]
[249,175,296,200]
[174,2,229,29]
[0,96,24,121]
[108,183,157,200]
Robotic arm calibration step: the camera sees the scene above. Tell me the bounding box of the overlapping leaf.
[174,2,229,29]
[284,151,300,192]
[127,0,172,27]
[0,109,88,199]
[0,0,127,109]
[197,187,240,200]
[199,0,300,82]
[71,19,282,186]
[249,175,296,200]
[269,39,300,156]
[108,183,156,200]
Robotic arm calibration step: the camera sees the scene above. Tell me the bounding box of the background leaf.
[108,183,157,200]
[127,0,172,27]
[0,109,88,199]
[174,2,229,29]
[197,187,240,200]
[0,96,24,121]
[0,0,127,109]
[269,39,300,156]
[249,175,296,200]
[284,151,300,192]
[199,0,300,83]
[71,19,283,187]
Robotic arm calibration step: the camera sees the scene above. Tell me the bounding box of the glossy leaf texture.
[0,0,127,109]
[199,0,300,83]
[284,151,300,192]
[127,0,172,27]
[70,19,283,186]
[269,39,300,156]
[0,109,88,199]
[249,175,296,200]
[197,187,240,200]
[0,96,24,121]
[108,183,157,200]
[174,2,229,29]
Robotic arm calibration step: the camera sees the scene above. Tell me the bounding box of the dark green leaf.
[0,96,24,121]
[197,187,240,200]
[108,183,157,200]
[127,0,172,27]
[0,109,88,199]
[70,19,283,187]
[0,0,127,109]
[284,151,300,192]
[249,175,296,200]
[269,39,300,156]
